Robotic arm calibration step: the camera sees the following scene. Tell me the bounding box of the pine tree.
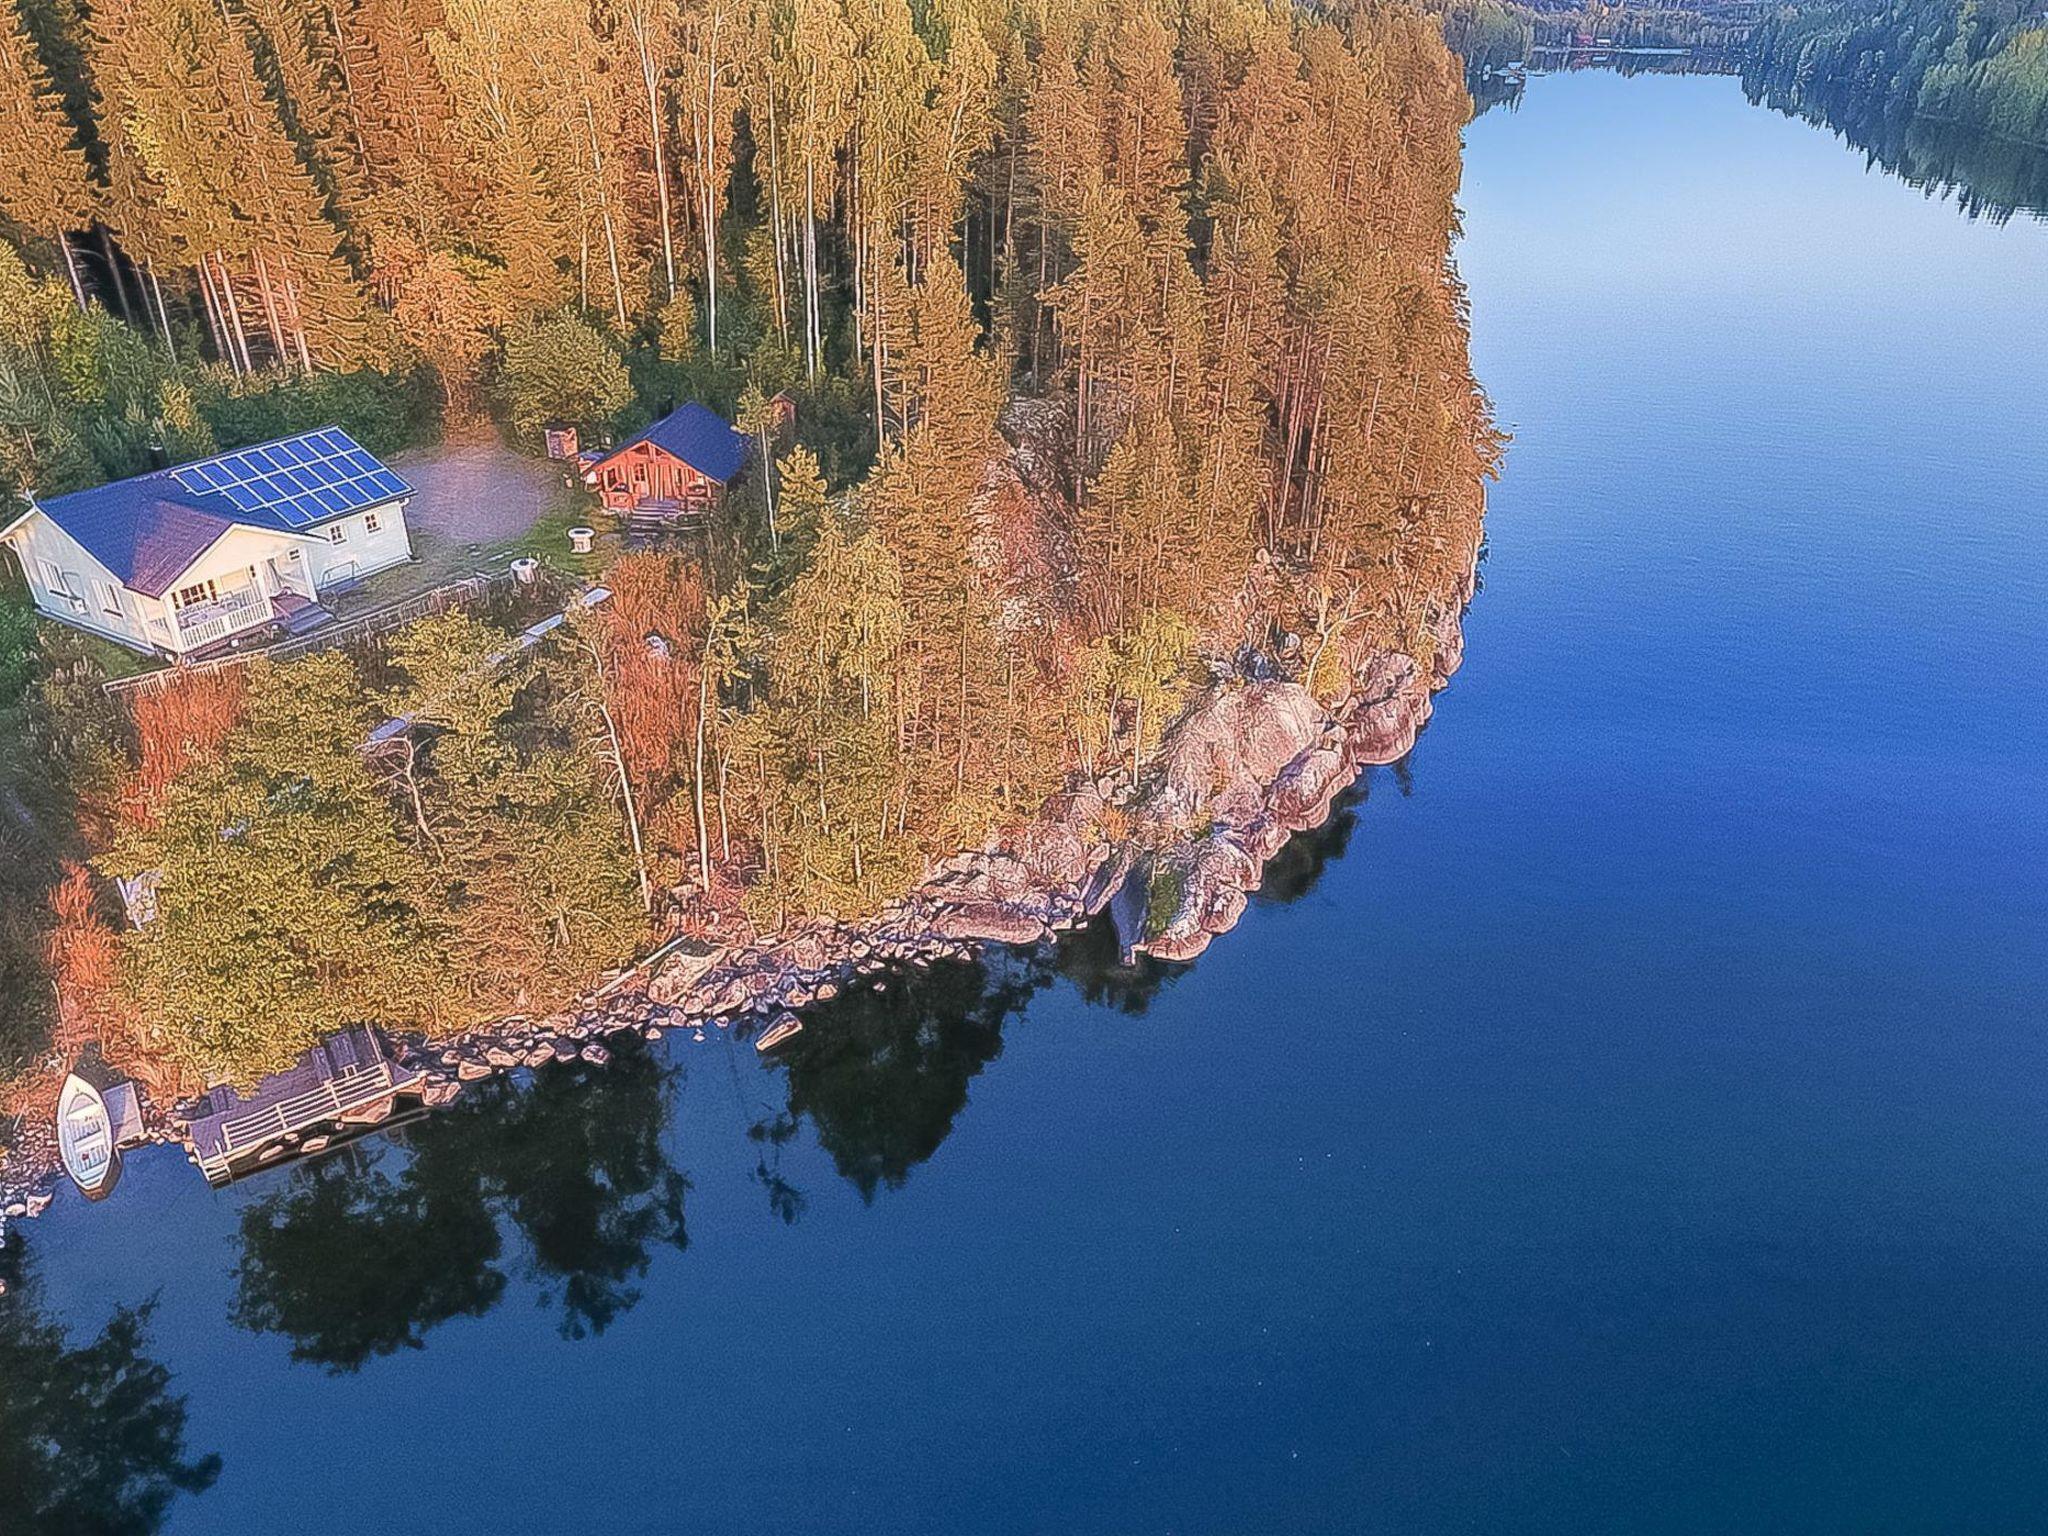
[677,0,740,348]
[0,0,96,305]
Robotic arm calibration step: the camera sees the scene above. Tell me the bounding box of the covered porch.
[150,545,329,655]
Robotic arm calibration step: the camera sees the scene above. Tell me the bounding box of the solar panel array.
[169,428,410,530]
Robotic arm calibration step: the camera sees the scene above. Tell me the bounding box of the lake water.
[11,67,2048,1536]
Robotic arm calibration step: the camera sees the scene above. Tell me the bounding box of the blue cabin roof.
[604,403,748,485]
[29,427,412,597]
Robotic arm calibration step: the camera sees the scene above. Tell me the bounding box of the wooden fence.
[103,571,515,699]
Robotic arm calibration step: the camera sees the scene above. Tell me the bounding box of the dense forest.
[1428,0,1765,79]
[1524,0,1759,50]
[1746,0,2048,150]
[1431,0,1532,73]
[0,0,1495,1102]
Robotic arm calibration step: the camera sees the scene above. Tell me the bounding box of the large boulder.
[930,903,1049,947]
[1151,681,1325,823]
[1271,746,1351,831]
[647,946,718,1005]
[1348,652,1428,764]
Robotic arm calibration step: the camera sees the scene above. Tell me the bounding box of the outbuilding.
[581,402,748,524]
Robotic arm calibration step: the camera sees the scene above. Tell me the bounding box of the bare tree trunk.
[98,228,138,321]
[195,261,231,370]
[56,232,84,310]
[252,251,291,370]
[693,662,712,890]
[871,246,885,445]
[386,738,441,854]
[280,274,313,372]
[803,159,819,380]
[145,259,176,361]
[715,742,731,862]
[213,253,255,374]
[584,96,629,328]
[766,89,788,346]
[632,16,677,301]
[697,3,725,348]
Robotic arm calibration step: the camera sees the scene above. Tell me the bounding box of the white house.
[0,426,416,657]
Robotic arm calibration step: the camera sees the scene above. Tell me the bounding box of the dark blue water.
[11,69,2048,1536]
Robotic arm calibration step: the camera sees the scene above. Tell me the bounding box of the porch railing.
[209,1061,394,1161]
[174,585,270,650]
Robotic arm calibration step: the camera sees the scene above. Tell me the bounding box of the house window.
[328,523,348,544]
[38,559,84,613]
[94,579,123,618]
[174,579,218,609]
[364,511,380,534]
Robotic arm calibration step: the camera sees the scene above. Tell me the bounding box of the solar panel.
[162,428,405,532]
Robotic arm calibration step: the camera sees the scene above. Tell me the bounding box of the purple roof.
[604,402,748,484]
[31,427,410,597]
[31,485,235,598]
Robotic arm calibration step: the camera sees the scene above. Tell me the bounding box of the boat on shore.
[56,1054,147,1200]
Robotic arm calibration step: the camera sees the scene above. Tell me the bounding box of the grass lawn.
[491,489,624,580]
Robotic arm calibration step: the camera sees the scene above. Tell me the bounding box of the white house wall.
[303,497,413,590]
[173,525,313,600]
[6,492,417,656]
[1,509,151,649]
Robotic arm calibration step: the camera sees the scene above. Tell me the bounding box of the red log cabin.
[581,402,750,523]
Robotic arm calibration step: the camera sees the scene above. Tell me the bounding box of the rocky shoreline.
[0,564,1473,1243]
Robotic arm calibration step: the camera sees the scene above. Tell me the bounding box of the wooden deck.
[624,496,711,548]
[187,1026,425,1184]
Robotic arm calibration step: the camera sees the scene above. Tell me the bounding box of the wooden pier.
[186,1026,424,1185]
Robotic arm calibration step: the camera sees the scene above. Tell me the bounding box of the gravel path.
[390,437,570,585]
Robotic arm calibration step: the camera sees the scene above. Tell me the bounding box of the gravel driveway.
[391,438,571,584]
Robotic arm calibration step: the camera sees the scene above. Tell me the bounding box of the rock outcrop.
[0,556,1478,1244]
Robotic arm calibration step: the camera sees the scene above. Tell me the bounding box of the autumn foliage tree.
[9,0,1494,1092]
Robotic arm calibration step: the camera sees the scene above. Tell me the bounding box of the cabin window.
[174,579,219,610]
[94,579,123,618]
[328,522,348,544]
[364,510,380,533]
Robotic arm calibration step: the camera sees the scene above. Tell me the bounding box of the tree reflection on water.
[1046,908,1184,1015]
[0,1241,220,1535]
[777,789,1374,1200]
[232,1036,687,1370]
[1255,785,1366,907]
[778,953,1027,1202]
[228,777,1372,1363]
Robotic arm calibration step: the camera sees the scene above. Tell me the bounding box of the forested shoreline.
[1745,0,2048,153]
[0,0,1496,1115]
[1436,0,2048,155]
